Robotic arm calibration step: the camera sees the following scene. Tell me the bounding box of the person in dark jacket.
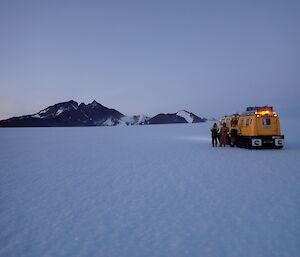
[210,123,219,147]
[229,123,239,147]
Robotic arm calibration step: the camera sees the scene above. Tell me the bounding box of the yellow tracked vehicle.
[220,106,284,149]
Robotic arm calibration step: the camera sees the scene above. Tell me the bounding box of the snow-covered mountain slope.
[176,110,206,123]
[176,110,194,123]
[33,100,79,119]
[0,120,299,257]
[120,114,150,125]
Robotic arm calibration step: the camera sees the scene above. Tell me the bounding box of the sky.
[0,0,299,120]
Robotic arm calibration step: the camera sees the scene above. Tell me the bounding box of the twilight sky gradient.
[0,0,299,119]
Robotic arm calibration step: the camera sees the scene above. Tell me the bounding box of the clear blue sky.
[0,0,299,119]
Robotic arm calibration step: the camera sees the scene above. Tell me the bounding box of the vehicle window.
[250,119,252,124]
[263,118,271,125]
[226,119,230,126]
[240,120,244,126]
[246,119,250,126]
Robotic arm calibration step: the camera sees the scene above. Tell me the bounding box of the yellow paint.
[220,114,281,137]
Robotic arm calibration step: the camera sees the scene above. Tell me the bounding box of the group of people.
[210,122,238,147]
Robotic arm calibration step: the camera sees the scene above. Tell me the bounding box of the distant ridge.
[0,100,206,127]
[145,113,188,125]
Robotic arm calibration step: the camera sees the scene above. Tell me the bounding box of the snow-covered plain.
[0,121,300,257]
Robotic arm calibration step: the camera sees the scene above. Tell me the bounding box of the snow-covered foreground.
[1,121,300,257]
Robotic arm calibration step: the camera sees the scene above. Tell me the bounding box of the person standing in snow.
[220,122,229,147]
[229,123,239,147]
[210,123,219,147]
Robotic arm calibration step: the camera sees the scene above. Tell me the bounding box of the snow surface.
[0,120,300,257]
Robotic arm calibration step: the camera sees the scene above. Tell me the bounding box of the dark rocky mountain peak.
[0,100,124,127]
[0,100,207,127]
[90,100,102,107]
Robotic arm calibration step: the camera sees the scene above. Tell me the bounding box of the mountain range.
[0,100,206,127]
